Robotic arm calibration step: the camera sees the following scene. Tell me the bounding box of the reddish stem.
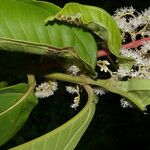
[97,37,150,57]
[123,37,150,49]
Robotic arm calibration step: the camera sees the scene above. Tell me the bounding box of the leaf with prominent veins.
[0,0,97,73]
[46,2,122,58]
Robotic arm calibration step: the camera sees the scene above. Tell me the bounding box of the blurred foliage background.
[1,0,150,150]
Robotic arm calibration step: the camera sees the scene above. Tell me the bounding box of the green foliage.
[0,75,37,146]
[93,78,150,111]
[46,2,122,58]
[0,0,97,73]
[10,85,96,150]
[0,0,149,149]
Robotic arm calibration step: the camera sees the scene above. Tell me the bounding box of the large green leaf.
[0,0,97,72]
[46,2,122,58]
[0,75,37,146]
[10,85,96,150]
[94,78,150,110]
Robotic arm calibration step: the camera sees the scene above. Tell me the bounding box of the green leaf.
[128,79,150,91]
[0,75,37,146]
[46,2,122,58]
[10,85,96,150]
[0,0,97,72]
[95,78,150,110]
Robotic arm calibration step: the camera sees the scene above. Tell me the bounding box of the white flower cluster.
[35,81,58,98]
[121,44,150,66]
[70,96,80,109]
[115,64,131,78]
[113,7,150,80]
[120,98,133,108]
[113,7,150,40]
[66,86,79,94]
[67,65,80,76]
[116,41,150,79]
[66,85,80,109]
[97,60,110,72]
[93,87,106,96]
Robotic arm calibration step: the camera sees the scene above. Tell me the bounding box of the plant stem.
[44,73,146,110]
[97,37,150,57]
[45,73,87,85]
[44,73,106,87]
[123,37,150,49]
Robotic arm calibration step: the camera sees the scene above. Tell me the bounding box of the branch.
[44,73,106,87]
[97,37,150,57]
[123,37,150,49]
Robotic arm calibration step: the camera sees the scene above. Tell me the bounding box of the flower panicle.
[35,81,58,98]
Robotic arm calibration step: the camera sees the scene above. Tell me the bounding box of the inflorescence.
[35,81,58,98]
[34,7,149,109]
[113,7,150,80]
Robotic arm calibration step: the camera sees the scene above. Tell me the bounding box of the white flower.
[97,60,110,72]
[93,87,106,96]
[130,70,138,78]
[113,6,136,17]
[142,7,150,21]
[120,98,133,108]
[140,41,150,54]
[67,65,80,76]
[70,103,79,109]
[66,86,79,94]
[66,85,80,109]
[115,17,133,33]
[35,81,58,98]
[71,96,80,109]
[141,31,150,37]
[116,65,130,78]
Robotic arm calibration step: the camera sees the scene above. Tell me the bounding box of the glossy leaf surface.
[0,75,37,146]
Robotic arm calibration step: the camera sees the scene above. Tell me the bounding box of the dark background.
[46,0,148,13]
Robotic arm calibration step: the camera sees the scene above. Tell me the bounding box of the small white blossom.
[66,85,80,109]
[116,64,130,78]
[114,6,136,17]
[141,7,150,21]
[94,88,106,96]
[71,96,80,109]
[115,17,133,33]
[113,7,149,41]
[142,31,150,37]
[66,86,79,94]
[97,60,110,72]
[130,70,139,78]
[121,47,150,66]
[67,65,80,76]
[71,103,79,109]
[140,41,150,54]
[113,7,137,33]
[120,98,133,108]
[35,81,58,98]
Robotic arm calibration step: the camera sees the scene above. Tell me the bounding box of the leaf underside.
[10,85,96,150]
[0,0,97,72]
